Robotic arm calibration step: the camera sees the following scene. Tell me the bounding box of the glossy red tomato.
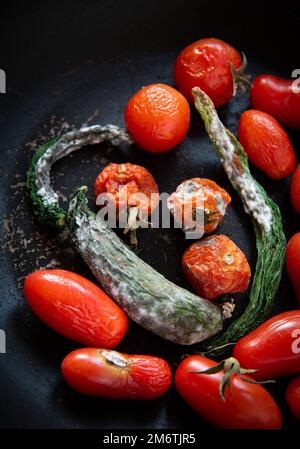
[233,310,300,380]
[238,109,296,179]
[286,233,300,305]
[124,83,190,153]
[251,74,300,129]
[175,355,282,429]
[286,376,300,421]
[62,348,172,400]
[174,38,243,106]
[24,270,128,348]
[291,164,300,214]
[182,235,251,300]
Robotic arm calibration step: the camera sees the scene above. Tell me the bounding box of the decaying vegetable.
[67,186,222,345]
[182,235,251,301]
[167,178,231,238]
[27,124,223,345]
[192,87,286,354]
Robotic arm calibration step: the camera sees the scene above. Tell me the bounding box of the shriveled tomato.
[251,74,300,129]
[167,178,231,237]
[175,355,282,429]
[182,235,251,300]
[291,165,300,214]
[124,83,190,153]
[24,270,128,348]
[95,163,158,215]
[233,310,300,380]
[174,38,244,107]
[238,109,296,179]
[286,233,300,305]
[62,348,172,400]
[286,376,300,421]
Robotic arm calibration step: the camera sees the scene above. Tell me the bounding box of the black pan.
[0,0,299,429]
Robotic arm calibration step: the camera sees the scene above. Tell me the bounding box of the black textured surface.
[0,0,299,429]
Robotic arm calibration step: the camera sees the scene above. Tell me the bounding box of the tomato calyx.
[190,356,274,401]
[230,53,252,96]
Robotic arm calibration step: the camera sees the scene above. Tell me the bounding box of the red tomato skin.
[175,355,282,429]
[62,348,172,400]
[174,38,242,106]
[238,110,296,179]
[182,235,251,300]
[251,74,300,129]
[233,310,300,380]
[286,376,300,421]
[24,270,128,348]
[124,83,190,153]
[291,165,300,214]
[286,233,300,304]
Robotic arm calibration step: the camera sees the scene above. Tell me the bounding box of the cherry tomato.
[286,376,300,421]
[233,310,300,380]
[24,270,128,348]
[62,348,172,400]
[175,355,282,429]
[174,38,243,107]
[238,109,296,179]
[286,233,300,305]
[182,235,251,300]
[291,164,300,214]
[167,178,231,236]
[251,74,300,129]
[124,83,190,153]
[95,162,159,216]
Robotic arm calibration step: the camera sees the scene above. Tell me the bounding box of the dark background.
[0,0,299,429]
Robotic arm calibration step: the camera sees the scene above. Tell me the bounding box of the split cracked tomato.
[238,109,296,179]
[125,83,190,152]
[251,74,300,129]
[182,235,251,300]
[24,270,128,348]
[174,38,244,107]
[175,355,282,429]
[62,348,172,400]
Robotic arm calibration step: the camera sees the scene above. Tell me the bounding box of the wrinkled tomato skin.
[286,233,300,304]
[124,83,190,153]
[174,38,242,106]
[94,162,159,215]
[24,270,128,348]
[238,110,296,179]
[291,165,300,214]
[175,355,282,429]
[286,376,300,421]
[167,178,231,235]
[62,348,172,400]
[182,235,251,300]
[251,74,300,129]
[233,310,300,380]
